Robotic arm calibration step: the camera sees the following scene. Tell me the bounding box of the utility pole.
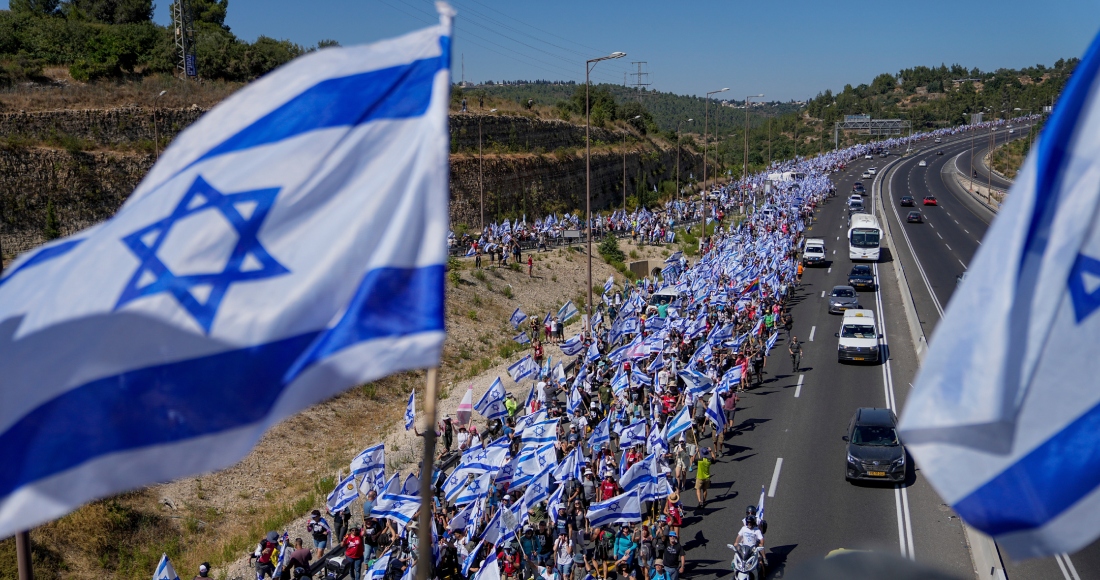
[171,0,197,79]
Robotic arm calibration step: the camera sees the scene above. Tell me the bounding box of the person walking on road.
[692,448,713,509]
[788,336,802,372]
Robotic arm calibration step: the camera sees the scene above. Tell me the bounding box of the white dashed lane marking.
[795,374,805,398]
[769,458,784,497]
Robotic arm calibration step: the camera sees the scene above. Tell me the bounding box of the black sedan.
[899,195,915,207]
[847,264,876,290]
[906,211,923,223]
[845,407,906,483]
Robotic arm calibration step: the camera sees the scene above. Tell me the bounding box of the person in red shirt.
[600,474,620,501]
[528,255,533,277]
[343,527,365,580]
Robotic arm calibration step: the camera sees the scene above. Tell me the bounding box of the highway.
[881,131,1100,580]
[682,153,974,579]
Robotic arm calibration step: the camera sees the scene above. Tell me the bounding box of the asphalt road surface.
[881,132,1099,580]
[681,151,974,579]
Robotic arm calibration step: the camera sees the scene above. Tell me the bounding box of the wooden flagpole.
[416,368,439,580]
[16,530,33,580]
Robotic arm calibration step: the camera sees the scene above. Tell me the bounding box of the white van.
[803,238,826,266]
[836,309,881,363]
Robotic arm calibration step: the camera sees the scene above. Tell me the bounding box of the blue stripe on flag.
[196,55,447,165]
[0,239,84,288]
[952,397,1100,536]
[1,265,441,498]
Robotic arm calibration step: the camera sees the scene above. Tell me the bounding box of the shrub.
[598,234,625,264]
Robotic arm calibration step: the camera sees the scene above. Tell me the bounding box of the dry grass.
[0,70,244,112]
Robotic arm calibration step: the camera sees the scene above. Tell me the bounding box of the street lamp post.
[623,115,641,213]
[586,51,626,339]
[676,118,693,204]
[479,108,497,232]
[702,88,728,220]
[153,90,167,161]
[743,94,764,182]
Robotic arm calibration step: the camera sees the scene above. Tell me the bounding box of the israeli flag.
[568,385,583,416]
[520,465,553,512]
[706,392,725,430]
[401,472,420,496]
[521,418,559,445]
[510,308,528,328]
[153,554,181,580]
[679,369,714,395]
[620,419,648,449]
[508,355,538,382]
[513,332,531,345]
[547,484,567,524]
[326,473,360,512]
[589,416,611,448]
[604,276,615,294]
[473,551,501,580]
[558,300,579,323]
[663,406,693,441]
[367,553,391,580]
[457,435,510,473]
[586,342,601,363]
[586,489,642,527]
[371,492,420,526]
[461,540,484,578]
[620,454,656,494]
[757,485,766,522]
[449,497,477,530]
[899,31,1100,558]
[453,470,491,506]
[553,446,584,482]
[404,390,416,431]
[0,12,453,535]
[765,331,779,355]
[349,442,385,481]
[648,352,666,372]
[560,334,585,356]
[475,377,508,420]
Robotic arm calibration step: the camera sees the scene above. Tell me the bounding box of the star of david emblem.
[448,474,460,487]
[532,483,544,496]
[608,501,621,512]
[534,426,547,437]
[537,454,548,467]
[115,176,288,333]
[1068,253,1100,323]
[468,480,481,493]
[475,451,489,462]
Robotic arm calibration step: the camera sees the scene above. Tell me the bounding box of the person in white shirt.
[735,516,766,565]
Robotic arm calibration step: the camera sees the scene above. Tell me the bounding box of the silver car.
[829,285,860,314]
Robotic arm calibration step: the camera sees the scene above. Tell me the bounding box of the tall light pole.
[623,115,641,213]
[479,108,497,232]
[676,118,693,204]
[743,94,764,182]
[586,51,626,338]
[153,90,167,161]
[702,88,728,217]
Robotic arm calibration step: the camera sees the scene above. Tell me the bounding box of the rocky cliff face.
[0,110,697,260]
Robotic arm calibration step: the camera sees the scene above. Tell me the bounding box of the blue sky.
[7,0,1100,100]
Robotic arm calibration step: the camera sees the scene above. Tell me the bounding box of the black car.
[936,149,944,155]
[899,195,914,207]
[852,182,865,194]
[844,408,906,483]
[847,264,875,290]
[906,211,922,223]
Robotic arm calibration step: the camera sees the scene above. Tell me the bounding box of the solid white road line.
[1056,553,1082,580]
[902,483,915,559]
[768,458,783,497]
[895,487,907,558]
[959,259,967,269]
[809,326,816,341]
[794,374,804,398]
[945,244,952,251]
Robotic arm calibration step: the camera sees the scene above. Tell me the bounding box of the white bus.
[848,213,881,261]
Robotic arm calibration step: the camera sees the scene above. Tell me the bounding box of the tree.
[316,38,340,49]
[44,198,61,241]
[9,0,61,16]
[191,0,229,28]
[65,0,153,24]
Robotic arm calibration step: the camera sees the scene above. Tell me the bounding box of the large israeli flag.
[586,489,642,527]
[558,300,579,323]
[899,31,1100,558]
[0,11,453,536]
[475,377,508,420]
[327,473,360,512]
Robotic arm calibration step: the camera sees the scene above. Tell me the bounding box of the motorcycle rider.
[736,516,766,566]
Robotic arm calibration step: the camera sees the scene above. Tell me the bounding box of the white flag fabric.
[899,32,1100,559]
[558,300,579,323]
[0,14,453,536]
[367,553,391,580]
[508,355,538,382]
[153,554,181,580]
[349,443,386,492]
[663,406,693,441]
[474,377,508,420]
[473,551,501,580]
[586,489,642,528]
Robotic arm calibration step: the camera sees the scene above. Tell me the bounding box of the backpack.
[639,539,653,562]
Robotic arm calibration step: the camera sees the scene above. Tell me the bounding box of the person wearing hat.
[599,473,620,502]
[194,562,211,580]
[251,531,279,580]
[692,447,713,509]
[664,493,683,535]
[650,559,671,580]
[504,392,519,417]
[438,415,455,453]
[661,531,685,580]
[306,510,331,560]
[613,524,637,572]
[342,526,365,580]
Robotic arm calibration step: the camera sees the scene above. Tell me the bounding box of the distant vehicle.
[803,238,827,266]
[844,407,905,483]
[848,213,881,261]
[923,195,938,206]
[906,211,923,223]
[918,160,927,167]
[865,154,873,160]
[649,288,680,307]
[935,137,942,143]
[899,196,915,207]
[828,285,861,314]
[936,149,944,155]
[1009,129,1015,134]
[836,309,881,363]
[848,194,863,205]
[847,264,876,290]
[867,168,878,176]
[880,151,889,158]
[852,182,865,194]
[861,171,871,179]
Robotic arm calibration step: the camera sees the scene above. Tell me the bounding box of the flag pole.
[416,367,440,580]
[16,530,33,580]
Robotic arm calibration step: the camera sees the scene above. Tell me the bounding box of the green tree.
[598,233,624,264]
[9,0,61,16]
[191,0,229,28]
[44,198,61,240]
[65,0,153,24]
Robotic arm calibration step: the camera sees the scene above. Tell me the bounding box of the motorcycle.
[728,544,764,580]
